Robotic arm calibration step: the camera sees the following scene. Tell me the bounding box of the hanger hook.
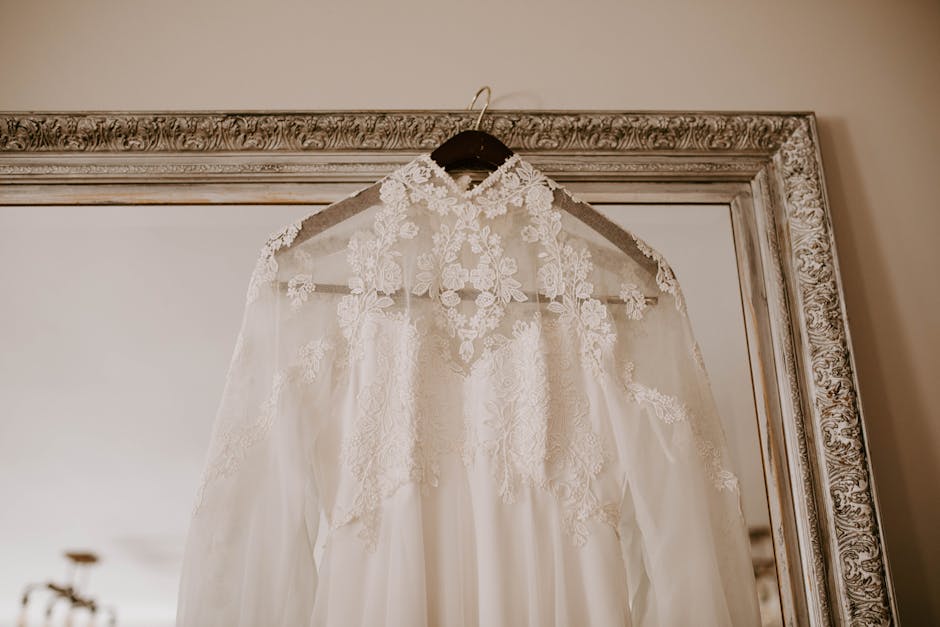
[466,86,491,130]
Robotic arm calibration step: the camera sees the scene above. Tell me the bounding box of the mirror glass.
[0,204,308,626]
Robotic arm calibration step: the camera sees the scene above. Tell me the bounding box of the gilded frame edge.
[0,110,897,626]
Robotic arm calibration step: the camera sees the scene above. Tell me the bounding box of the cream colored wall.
[1,0,937,623]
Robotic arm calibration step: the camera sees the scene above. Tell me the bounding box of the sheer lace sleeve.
[605,239,761,627]
[176,222,321,626]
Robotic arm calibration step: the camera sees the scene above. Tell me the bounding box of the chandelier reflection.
[18,551,117,627]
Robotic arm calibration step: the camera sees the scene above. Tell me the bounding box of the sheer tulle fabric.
[176,154,761,626]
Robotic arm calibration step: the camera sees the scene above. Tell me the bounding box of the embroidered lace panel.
[340,154,615,377]
[198,153,736,552]
[472,316,621,546]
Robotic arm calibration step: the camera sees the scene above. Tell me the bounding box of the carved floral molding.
[0,111,802,153]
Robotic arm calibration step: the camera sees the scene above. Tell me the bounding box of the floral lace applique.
[336,181,419,363]
[632,235,686,314]
[618,282,648,320]
[621,362,738,492]
[412,219,527,362]
[196,330,335,516]
[397,157,542,364]
[287,274,316,311]
[332,318,448,551]
[285,249,317,312]
[524,183,615,376]
[298,338,333,383]
[193,368,290,514]
[694,437,740,492]
[246,219,303,305]
[473,317,620,546]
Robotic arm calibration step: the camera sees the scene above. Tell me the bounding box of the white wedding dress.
[176,153,761,626]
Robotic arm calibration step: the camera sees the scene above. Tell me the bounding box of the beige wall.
[1,0,937,623]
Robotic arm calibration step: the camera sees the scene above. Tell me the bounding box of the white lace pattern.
[197,152,742,550]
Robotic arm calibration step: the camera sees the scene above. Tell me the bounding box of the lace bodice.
[177,153,761,627]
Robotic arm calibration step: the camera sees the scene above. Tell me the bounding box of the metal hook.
[466,86,491,130]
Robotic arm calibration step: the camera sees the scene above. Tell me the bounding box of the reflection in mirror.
[598,204,783,627]
[0,204,312,626]
[1,202,783,625]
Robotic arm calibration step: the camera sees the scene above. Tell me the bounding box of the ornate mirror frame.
[0,110,898,626]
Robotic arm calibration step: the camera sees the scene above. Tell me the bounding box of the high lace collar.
[385,152,553,219]
[415,152,525,197]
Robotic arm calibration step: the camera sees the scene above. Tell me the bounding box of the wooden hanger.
[429,86,514,174]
